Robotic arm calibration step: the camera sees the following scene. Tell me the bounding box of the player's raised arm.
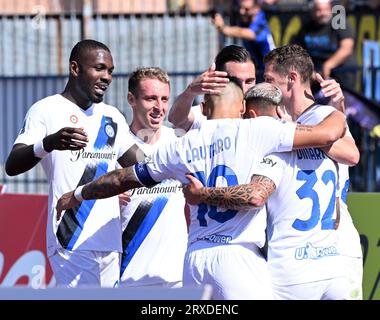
[292,110,346,149]
[168,64,228,131]
[315,73,345,112]
[313,74,359,166]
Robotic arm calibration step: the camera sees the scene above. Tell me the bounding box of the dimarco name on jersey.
[296,147,326,161]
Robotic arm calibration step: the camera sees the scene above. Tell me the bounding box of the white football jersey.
[298,105,362,259]
[190,105,206,130]
[14,94,134,256]
[134,117,296,248]
[254,105,345,285]
[335,165,362,258]
[119,126,188,286]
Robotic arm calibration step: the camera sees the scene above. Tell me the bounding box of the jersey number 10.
[193,165,238,227]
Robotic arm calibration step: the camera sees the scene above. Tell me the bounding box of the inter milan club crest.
[70,115,78,124]
[105,123,115,138]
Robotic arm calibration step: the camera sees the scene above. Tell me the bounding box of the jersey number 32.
[293,169,337,231]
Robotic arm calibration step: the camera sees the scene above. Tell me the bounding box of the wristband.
[33,140,49,159]
[74,185,85,202]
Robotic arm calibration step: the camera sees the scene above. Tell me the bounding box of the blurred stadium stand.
[1,0,380,192]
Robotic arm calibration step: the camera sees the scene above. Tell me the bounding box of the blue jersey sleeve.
[249,11,270,42]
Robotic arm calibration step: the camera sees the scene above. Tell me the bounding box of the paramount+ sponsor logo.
[70,149,116,162]
[129,184,182,196]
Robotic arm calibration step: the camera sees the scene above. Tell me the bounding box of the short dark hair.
[215,45,256,71]
[128,67,170,97]
[263,44,314,83]
[69,39,111,63]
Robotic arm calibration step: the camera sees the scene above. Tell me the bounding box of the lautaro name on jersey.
[186,137,232,163]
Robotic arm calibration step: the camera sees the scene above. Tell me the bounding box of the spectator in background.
[367,0,380,9]
[260,0,278,5]
[293,0,357,90]
[212,0,275,77]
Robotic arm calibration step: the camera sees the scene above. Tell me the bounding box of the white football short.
[49,248,120,288]
[272,276,352,300]
[342,256,363,300]
[183,241,273,300]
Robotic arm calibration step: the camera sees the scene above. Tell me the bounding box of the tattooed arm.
[118,144,146,168]
[56,166,145,219]
[81,166,143,200]
[293,110,346,149]
[183,174,276,210]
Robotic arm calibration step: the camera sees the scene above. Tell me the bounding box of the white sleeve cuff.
[33,140,49,159]
[278,122,296,152]
[74,185,84,202]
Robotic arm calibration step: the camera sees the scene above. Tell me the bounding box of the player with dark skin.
[6,40,145,288]
[6,41,139,176]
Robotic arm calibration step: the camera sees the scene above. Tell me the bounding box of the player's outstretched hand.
[315,73,345,112]
[56,191,80,220]
[183,174,205,205]
[187,63,229,96]
[119,191,132,207]
[44,127,89,152]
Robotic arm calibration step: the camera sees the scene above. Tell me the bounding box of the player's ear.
[201,101,209,117]
[70,61,79,77]
[288,71,297,83]
[240,100,246,118]
[127,91,135,106]
[248,107,258,118]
